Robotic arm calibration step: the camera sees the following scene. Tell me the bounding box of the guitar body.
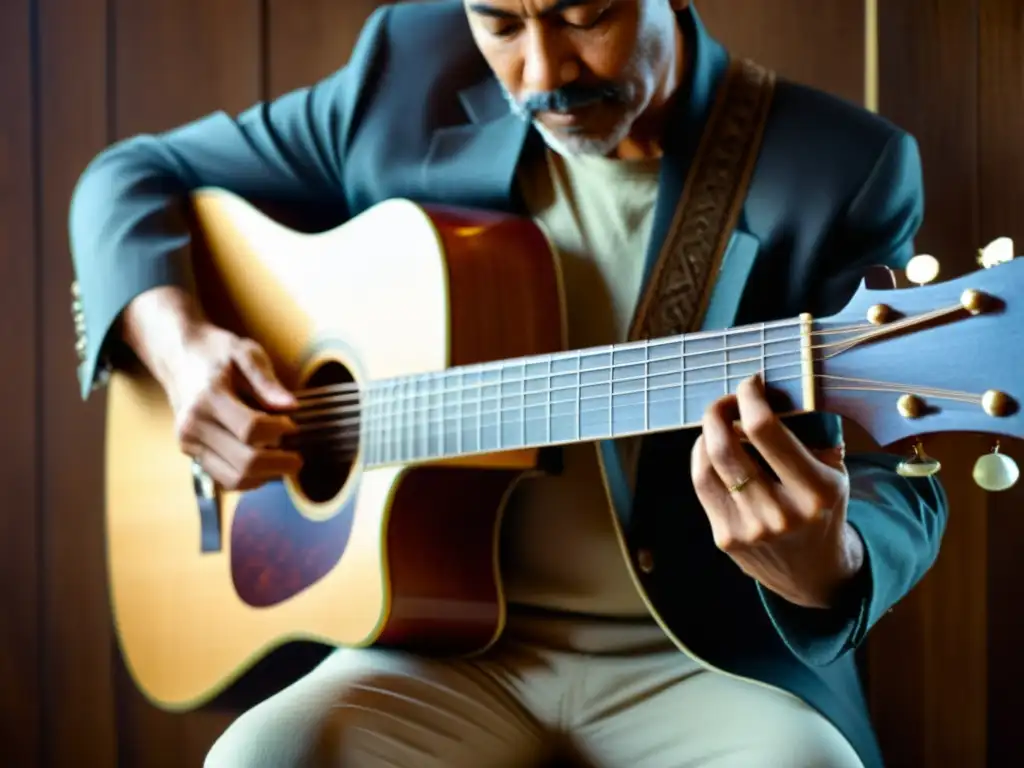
[105,189,566,710]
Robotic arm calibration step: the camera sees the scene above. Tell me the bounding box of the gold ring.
[728,475,751,493]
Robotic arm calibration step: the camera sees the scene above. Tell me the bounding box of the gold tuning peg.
[977,236,1015,269]
[973,441,1019,492]
[896,440,942,478]
[905,254,940,286]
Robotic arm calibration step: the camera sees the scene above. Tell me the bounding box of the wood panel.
[266,0,386,98]
[36,1,118,764]
[874,1,988,766]
[109,1,262,765]
[0,0,40,766]
[696,0,865,105]
[978,0,1024,760]
[4,1,1018,766]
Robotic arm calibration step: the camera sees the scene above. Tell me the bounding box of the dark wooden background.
[1,1,1021,765]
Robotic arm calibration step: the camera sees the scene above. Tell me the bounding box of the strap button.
[636,548,655,574]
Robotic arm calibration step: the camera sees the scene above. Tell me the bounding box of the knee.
[202,663,407,768]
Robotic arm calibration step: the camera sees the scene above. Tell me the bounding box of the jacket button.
[636,548,655,574]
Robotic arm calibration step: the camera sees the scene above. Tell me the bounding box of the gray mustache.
[517,82,629,115]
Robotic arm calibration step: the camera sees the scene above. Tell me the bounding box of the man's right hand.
[165,324,303,491]
[121,286,303,491]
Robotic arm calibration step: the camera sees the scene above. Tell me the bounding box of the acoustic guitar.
[104,188,1023,711]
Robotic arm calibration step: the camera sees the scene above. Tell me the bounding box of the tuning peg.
[896,440,942,478]
[977,236,1016,269]
[905,254,940,286]
[973,441,1020,492]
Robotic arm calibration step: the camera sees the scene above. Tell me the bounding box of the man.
[68,1,948,766]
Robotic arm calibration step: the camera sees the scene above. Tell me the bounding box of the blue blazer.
[68,2,948,765]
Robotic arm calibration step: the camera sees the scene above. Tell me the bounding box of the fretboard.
[361,317,811,466]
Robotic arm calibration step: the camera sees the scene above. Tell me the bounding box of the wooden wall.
[0,1,1020,765]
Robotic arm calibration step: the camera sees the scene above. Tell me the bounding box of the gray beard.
[496,29,663,158]
[501,87,638,157]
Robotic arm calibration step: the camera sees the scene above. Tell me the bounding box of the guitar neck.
[359,314,815,466]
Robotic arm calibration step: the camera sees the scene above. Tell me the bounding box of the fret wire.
[382,381,391,463]
[364,389,373,464]
[376,383,384,463]
[433,376,442,457]
[395,379,401,461]
[456,369,463,455]
[519,363,526,448]
[724,336,729,397]
[380,384,388,463]
[643,340,650,433]
[499,361,506,450]
[602,348,610,438]
[475,366,482,454]
[545,357,552,446]
[416,378,425,460]
[393,380,402,462]
[574,361,581,441]
[389,380,397,460]
[680,334,686,425]
[760,322,766,380]
[404,378,412,462]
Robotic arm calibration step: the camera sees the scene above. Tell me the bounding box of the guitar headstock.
[815,240,1023,489]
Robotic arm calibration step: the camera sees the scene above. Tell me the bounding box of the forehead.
[465,0,602,18]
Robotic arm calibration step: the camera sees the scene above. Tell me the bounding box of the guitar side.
[104,190,566,710]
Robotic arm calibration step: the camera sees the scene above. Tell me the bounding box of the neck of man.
[608,24,686,161]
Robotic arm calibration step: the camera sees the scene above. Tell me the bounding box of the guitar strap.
[605,57,776,521]
[627,56,776,343]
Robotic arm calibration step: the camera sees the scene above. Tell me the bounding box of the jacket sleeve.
[68,6,391,400]
[757,130,950,666]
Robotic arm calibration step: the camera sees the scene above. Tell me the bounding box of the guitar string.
[285,371,986,460]
[289,363,982,439]
[290,296,966,405]
[288,299,964,402]
[291,380,985,462]
[283,300,971,430]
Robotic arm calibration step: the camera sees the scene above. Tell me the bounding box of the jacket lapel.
[640,6,731,292]
[423,77,533,211]
[601,7,765,530]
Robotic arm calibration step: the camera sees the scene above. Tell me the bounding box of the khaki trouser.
[205,613,863,767]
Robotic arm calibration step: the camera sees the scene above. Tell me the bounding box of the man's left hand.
[691,375,864,610]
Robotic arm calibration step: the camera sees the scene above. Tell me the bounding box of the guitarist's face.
[466,0,688,159]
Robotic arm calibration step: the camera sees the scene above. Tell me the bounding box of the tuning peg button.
[978,237,1015,269]
[973,443,1019,492]
[906,254,940,285]
[896,441,941,478]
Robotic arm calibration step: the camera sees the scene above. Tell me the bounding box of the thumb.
[812,442,847,472]
[233,343,296,410]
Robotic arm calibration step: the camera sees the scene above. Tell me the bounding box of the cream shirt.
[500,148,663,617]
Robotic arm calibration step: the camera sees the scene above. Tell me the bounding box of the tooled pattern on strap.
[628,57,776,343]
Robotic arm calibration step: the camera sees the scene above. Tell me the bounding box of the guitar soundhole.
[229,357,361,609]
[294,360,358,504]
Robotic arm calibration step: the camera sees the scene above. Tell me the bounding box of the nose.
[521,25,578,96]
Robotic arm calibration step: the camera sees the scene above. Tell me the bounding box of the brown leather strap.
[627,57,776,342]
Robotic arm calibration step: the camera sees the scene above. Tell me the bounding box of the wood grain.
[36,0,120,764]
[0,0,40,765]
[4,1,1016,765]
[114,0,261,137]
[874,1,988,766]
[109,2,263,765]
[696,0,865,106]
[978,0,1024,761]
[266,0,386,98]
